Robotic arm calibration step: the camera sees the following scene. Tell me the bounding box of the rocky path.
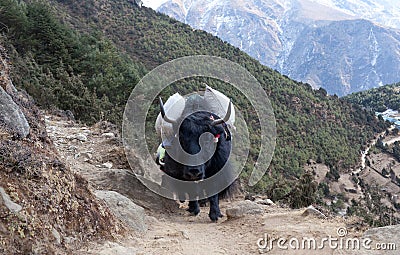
[354,127,395,175]
[383,136,400,146]
[44,114,397,255]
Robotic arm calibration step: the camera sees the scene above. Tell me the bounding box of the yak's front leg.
[187,200,200,216]
[208,194,223,222]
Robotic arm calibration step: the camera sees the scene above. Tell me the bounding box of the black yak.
[158,94,234,222]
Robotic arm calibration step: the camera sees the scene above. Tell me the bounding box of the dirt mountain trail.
[357,128,390,174]
[44,113,366,255]
[383,136,400,146]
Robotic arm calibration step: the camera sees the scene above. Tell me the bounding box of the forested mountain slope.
[0,0,387,202]
[345,82,400,112]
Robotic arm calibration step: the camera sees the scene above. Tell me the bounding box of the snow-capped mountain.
[306,0,400,29]
[158,0,400,95]
[142,0,169,9]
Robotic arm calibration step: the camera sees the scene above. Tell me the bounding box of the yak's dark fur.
[162,108,234,222]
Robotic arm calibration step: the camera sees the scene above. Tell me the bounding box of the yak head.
[159,98,232,182]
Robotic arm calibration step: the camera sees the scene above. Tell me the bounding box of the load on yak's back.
[155,85,235,143]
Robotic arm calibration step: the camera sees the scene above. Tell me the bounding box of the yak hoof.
[187,207,200,216]
[209,212,219,222]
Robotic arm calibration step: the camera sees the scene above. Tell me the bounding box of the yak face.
[159,96,232,183]
[163,111,231,182]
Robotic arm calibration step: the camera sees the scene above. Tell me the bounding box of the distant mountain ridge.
[158,0,400,96]
[305,0,400,29]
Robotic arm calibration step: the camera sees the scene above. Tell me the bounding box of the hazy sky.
[142,0,169,9]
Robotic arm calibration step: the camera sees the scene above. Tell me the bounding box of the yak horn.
[159,97,177,124]
[212,100,232,126]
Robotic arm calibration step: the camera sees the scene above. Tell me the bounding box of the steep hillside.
[1,0,389,204]
[345,82,400,112]
[158,0,400,96]
[0,0,147,124]
[0,41,124,254]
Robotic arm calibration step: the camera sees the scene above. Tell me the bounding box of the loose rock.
[302,205,327,219]
[94,190,147,233]
[76,133,88,142]
[95,242,137,255]
[102,132,115,139]
[52,227,62,245]
[81,152,93,160]
[0,86,30,138]
[0,186,22,213]
[102,162,113,169]
[226,200,264,219]
[255,198,274,206]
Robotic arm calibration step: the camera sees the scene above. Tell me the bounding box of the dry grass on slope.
[0,46,125,254]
